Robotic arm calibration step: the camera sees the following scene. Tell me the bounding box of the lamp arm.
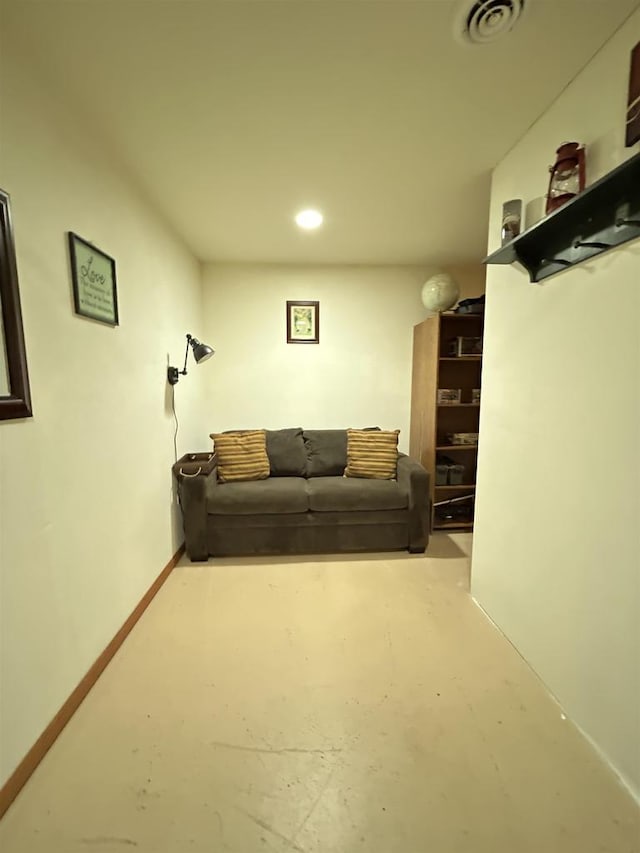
[167,333,204,386]
[181,334,192,376]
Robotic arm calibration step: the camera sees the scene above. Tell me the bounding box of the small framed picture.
[437,388,462,405]
[286,300,319,344]
[455,336,482,357]
[68,232,118,326]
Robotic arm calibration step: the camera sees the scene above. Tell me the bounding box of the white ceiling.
[3,0,639,266]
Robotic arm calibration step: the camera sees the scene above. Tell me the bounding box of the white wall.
[0,41,205,784]
[201,264,484,451]
[472,10,640,798]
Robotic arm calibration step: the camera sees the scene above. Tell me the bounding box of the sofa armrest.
[173,454,218,561]
[397,453,430,553]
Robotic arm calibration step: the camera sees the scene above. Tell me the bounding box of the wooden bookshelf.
[409,312,483,531]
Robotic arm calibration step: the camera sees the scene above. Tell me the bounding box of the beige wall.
[201,263,484,452]
[0,43,205,784]
[472,10,640,798]
[445,263,486,303]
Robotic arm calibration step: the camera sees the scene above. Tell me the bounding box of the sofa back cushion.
[303,429,348,477]
[210,430,270,483]
[344,428,400,479]
[266,428,307,477]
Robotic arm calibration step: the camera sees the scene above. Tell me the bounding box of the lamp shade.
[190,337,215,364]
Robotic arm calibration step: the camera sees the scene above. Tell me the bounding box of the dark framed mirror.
[0,188,32,420]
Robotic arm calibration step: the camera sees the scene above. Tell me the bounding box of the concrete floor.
[1,533,638,852]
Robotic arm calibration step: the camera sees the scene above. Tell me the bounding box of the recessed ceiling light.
[295,209,323,230]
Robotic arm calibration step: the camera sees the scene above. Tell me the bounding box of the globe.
[421,273,460,313]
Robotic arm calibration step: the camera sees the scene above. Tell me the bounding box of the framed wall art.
[286,300,319,344]
[0,188,33,420]
[626,41,640,147]
[68,232,118,326]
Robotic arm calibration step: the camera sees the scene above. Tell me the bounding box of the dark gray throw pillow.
[303,429,348,477]
[266,428,307,477]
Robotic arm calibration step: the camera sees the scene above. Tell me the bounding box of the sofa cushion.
[303,429,348,477]
[266,428,307,477]
[306,477,407,512]
[210,430,270,483]
[208,477,309,515]
[344,428,400,479]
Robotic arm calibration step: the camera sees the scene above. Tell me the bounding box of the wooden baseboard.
[0,544,185,820]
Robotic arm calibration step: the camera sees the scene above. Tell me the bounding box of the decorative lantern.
[546,142,586,214]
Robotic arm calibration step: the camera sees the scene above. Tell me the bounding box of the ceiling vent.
[454,0,527,46]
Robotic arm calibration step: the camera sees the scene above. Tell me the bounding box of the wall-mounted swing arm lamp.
[167,333,215,385]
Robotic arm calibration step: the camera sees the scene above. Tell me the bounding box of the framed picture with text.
[286,300,319,344]
[68,232,118,326]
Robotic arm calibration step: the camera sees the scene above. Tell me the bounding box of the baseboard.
[0,544,185,820]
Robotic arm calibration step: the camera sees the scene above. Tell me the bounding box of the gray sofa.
[174,428,430,561]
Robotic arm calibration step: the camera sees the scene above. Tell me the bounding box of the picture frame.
[0,188,33,421]
[449,336,482,357]
[286,300,319,344]
[626,41,640,147]
[437,388,462,405]
[68,232,118,326]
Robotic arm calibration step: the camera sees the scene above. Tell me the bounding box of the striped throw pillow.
[210,430,270,483]
[344,429,400,479]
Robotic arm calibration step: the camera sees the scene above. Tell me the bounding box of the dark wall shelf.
[483,151,640,283]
